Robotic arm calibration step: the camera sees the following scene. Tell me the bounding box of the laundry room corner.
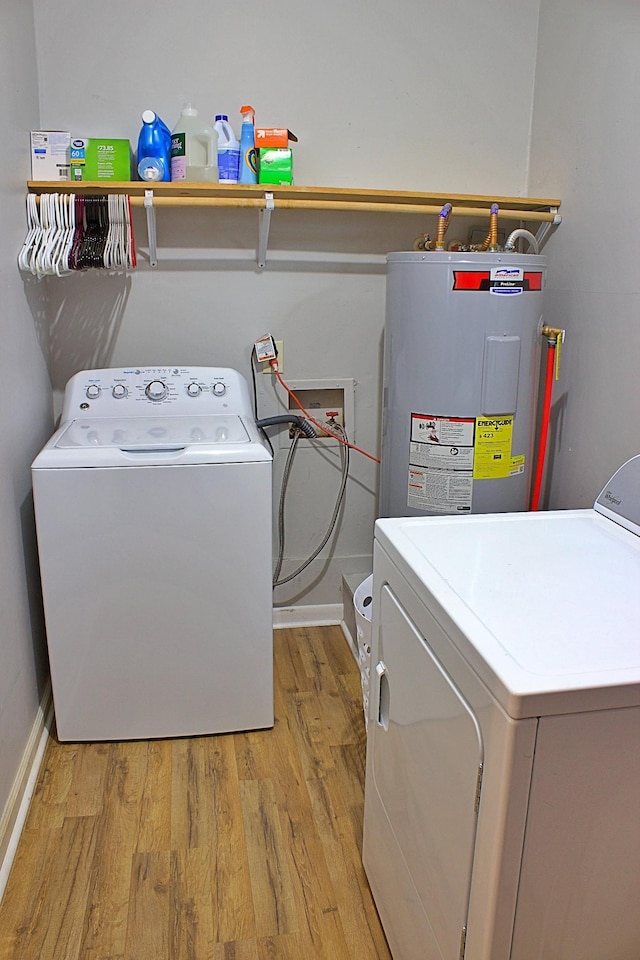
[0,0,54,879]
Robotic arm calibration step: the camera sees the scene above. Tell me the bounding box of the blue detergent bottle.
[239,105,258,184]
[137,110,172,182]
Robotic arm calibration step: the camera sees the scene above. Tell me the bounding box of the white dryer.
[364,455,640,960]
[32,366,273,742]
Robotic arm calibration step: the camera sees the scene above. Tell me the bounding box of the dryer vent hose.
[256,415,317,439]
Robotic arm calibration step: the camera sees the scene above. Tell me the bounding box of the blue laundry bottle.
[137,110,172,182]
[238,104,258,184]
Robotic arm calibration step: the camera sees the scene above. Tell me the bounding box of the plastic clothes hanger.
[18,194,40,272]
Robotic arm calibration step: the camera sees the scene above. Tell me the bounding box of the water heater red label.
[452,270,543,292]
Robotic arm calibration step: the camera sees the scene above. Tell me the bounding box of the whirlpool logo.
[604,490,622,506]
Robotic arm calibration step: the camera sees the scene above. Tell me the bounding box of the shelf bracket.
[257,192,275,269]
[534,207,561,252]
[144,189,158,268]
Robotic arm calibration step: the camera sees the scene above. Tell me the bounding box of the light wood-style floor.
[0,626,391,960]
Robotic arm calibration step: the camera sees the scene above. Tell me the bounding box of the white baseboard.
[0,681,53,903]
[340,619,359,662]
[273,602,344,629]
[272,603,358,664]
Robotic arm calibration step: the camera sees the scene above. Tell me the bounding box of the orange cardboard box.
[255,127,298,148]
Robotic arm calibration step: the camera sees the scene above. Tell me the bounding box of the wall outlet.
[262,339,284,373]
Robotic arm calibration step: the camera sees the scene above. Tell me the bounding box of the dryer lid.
[374,506,640,717]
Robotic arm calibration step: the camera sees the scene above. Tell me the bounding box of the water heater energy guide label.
[473,416,515,479]
[408,414,475,513]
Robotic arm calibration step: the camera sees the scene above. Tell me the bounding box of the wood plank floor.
[0,626,391,960]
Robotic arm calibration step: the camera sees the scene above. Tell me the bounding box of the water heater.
[379,251,546,517]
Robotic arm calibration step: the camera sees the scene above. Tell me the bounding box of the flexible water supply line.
[504,228,539,254]
[435,203,452,249]
[489,202,499,250]
[256,414,317,438]
[273,423,350,588]
[479,203,500,251]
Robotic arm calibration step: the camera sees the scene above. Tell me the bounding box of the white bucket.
[353,575,373,726]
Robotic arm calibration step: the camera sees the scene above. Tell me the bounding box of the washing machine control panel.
[145,379,168,402]
[62,366,254,421]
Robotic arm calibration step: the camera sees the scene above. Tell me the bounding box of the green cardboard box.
[70,138,131,181]
[258,148,293,185]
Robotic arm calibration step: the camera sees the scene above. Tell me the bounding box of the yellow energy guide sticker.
[510,453,526,476]
[473,416,514,479]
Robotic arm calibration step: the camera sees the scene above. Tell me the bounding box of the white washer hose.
[504,228,539,253]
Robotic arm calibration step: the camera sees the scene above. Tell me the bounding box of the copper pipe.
[479,202,499,251]
[435,203,453,250]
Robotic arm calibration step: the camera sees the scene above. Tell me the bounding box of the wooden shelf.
[27,181,561,269]
[28,181,560,221]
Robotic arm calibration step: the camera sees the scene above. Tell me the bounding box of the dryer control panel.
[594,453,640,536]
[60,366,255,421]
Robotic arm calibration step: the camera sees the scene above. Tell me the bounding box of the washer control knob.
[112,384,127,399]
[212,381,226,397]
[86,384,101,400]
[145,379,167,401]
[187,382,202,397]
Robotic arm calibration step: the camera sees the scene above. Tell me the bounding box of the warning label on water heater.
[408,414,475,513]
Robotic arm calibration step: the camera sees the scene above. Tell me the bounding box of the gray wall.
[530,0,640,506]
[0,0,53,855]
[31,0,541,609]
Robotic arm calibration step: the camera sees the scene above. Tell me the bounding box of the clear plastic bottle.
[213,115,240,183]
[170,102,218,182]
[238,105,258,185]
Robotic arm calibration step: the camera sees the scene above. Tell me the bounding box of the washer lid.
[375,508,640,718]
[33,415,272,467]
[55,415,250,449]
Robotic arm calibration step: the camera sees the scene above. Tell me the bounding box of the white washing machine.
[32,366,273,742]
[363,455,640,960]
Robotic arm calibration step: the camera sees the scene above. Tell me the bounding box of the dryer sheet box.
[258,148,294,185]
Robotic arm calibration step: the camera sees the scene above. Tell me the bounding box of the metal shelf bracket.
[257,193,275,269]
[535,207,561,251]
[144,189,158,267]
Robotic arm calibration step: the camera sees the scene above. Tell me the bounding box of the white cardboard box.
[30,131,71,181]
